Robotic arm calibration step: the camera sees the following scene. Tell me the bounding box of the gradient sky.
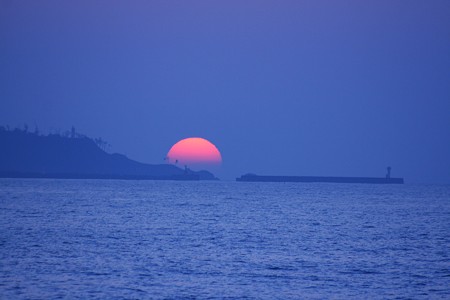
[1,1,449,182]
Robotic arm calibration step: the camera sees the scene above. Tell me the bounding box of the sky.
[1,1,449,183]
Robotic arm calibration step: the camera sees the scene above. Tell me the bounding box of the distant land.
[0,126,217,180]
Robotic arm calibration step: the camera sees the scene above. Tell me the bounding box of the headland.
[0,126,217,181]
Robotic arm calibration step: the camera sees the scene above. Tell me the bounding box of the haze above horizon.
[1,1,449,183]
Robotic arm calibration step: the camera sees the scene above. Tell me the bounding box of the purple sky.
[1,1,449,182]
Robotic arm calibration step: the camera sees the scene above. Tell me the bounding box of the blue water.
[0,179,449,299]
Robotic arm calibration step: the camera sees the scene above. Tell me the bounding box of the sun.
[166,137,222,170]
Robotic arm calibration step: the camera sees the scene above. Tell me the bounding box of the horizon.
[0,117,448,184]
[0,125,433,183]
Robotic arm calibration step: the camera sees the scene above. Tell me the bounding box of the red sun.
[166,137,222,169]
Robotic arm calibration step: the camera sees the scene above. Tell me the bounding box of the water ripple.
[0,179,449,299]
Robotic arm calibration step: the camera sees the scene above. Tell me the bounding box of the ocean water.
[0,179,449,299]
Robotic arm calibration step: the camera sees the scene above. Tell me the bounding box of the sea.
[0,179,449,299]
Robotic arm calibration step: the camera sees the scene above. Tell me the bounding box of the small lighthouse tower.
[386,166,391,179]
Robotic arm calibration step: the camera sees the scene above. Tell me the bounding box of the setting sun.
[166,137,222,169]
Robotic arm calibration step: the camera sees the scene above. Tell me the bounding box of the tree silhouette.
[94,137,109,152]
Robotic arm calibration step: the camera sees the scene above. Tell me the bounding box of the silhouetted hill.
[0,128,217,180]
